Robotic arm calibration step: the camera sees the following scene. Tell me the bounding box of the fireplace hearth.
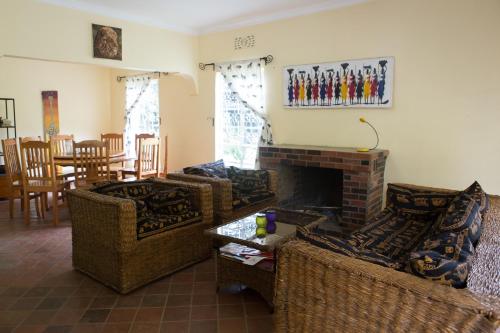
[259,144,389,226]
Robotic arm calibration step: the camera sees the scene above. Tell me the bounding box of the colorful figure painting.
[42,91,60,140]
[284,57,394,109]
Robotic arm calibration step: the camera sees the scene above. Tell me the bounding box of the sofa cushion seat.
[137,210,202,240]
[232,189,275,209]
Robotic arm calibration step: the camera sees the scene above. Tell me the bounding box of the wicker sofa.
[275,184,499,333]
[66,178,213,294]
[168,160,278,224]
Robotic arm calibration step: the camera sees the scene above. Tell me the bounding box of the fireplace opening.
[278,166,343,211]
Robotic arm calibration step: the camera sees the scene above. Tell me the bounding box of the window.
[215,73,264,169]
[124,78,159,157]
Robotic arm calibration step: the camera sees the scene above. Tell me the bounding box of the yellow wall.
[1,0,198,79]
[0,56,111,140]
[197,0,500,194]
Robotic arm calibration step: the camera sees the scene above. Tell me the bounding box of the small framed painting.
[92,24,122,60]
[283,57,394,109]
[42,91,60,140]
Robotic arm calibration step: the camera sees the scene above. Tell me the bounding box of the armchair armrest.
[276,240,499,333]
[167,172,232,217]
[66,189,137,253]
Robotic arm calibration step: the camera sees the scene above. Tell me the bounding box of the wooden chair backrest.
[19,136,42,143]
[101,133,124,152]
[1,138,21,185]
[135,133,155,154]
[73,140,110,187]
[51,134,74,156]
[163,135,168,175]
[19,141,57,189]
[137,137,160,179]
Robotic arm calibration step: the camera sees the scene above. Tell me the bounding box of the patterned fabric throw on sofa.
[92,180,202,240]
[298,181,489,288]
[183,159,228,178]
[227,166,274,209]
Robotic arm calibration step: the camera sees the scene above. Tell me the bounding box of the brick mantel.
[259,144,389,225]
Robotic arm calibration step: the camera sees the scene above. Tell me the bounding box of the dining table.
[53,151,133,166]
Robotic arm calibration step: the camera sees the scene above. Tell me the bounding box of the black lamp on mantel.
[357,117,379,152]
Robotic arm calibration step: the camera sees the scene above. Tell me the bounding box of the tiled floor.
[0,200,274,333]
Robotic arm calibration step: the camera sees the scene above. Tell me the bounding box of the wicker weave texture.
[167,170,278,225]
[274,185,499,333]
[67,178,213,294]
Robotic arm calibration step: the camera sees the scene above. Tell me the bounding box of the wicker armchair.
[66,178,213,294]
[274,185,500,333]
[168,169,278,224]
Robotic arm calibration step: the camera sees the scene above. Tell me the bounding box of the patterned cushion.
[145,188,192,214]
[137,210,202,240]
[408,250,471,288]
[437,192,482,244]
[92,181,153,199]
[231,189,274,209]
[297,226,401,269]
[183,159,228,178]
[227,167,269,192]
[464,181,489,216]
[386,184,455,216]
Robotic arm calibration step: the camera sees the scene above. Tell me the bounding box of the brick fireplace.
[259,144,389,226]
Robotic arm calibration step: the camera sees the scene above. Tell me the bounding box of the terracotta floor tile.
[141,295,166,308]
[159,321,188,333]
[191,294,216,306]
[0,326,14,333]
[162,307,190,322]
[13,324,47,333]
[114,296,143,308]
[0,297,18,311]
[36,297,67,310]
[42,325,72,333]
[190,305,217,321]
[106,308,137,323]
[23,288,52,298]
[244,303,272,317]
[219,318,246,333]
[134,307,162,322]
[48,287,77,297]
[50,309,86,325]
[101,322,131,333]
[217,293,243,305]
[169,283,193,295]
[194,272,215,283]
[218,304,245,319]
[70,323,104,333]
[2,288,29,298]
[129,322,160,333]
[246,317,274,333]
[189,320,217,333]
[79,309,110,323]
[165,295,190,307]
[89,297,117,309]
[192,283,216,295]
[62,297,93,310]
[22,310,57,325]
[171,273,193,284]
[9,297,43,310]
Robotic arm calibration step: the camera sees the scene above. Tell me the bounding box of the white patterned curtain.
[217,59,273,145]
[124,76,159,157]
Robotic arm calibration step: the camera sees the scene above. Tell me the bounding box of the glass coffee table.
[205,207,327,308]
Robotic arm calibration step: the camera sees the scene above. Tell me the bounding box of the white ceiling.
[38,0,367,35]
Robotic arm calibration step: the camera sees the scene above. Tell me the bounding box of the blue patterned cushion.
[463,181,489,216]
[297,226,401,269]
[145,188,192,214]
[183,159,228,178]
[137,210,202,240]
[227,167,269,192]
[386,184,455,216]
[437,192,482,244]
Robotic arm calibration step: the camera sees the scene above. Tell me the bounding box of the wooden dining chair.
[19,140,68,225]
[101,133,124,180]
[1,139,42,219]
[19,136,42,143]
[163,135,168,176]
[72,140,110,188]
[122,137,160,180]
[122,133,155,178]
[51,134,75,180]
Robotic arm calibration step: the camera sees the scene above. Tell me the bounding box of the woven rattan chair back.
[137,137,160,179]
[51,134,74,156]
[101,133,124,152]
[73,140,110,187]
